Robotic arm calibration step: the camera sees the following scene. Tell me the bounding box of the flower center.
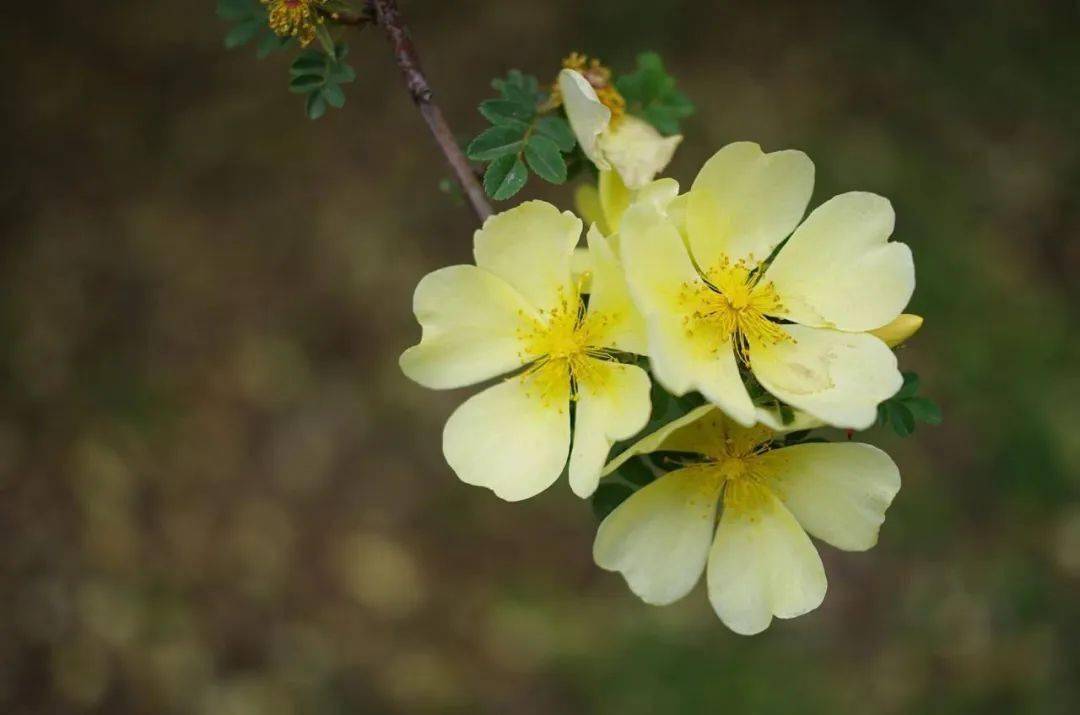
[516,288,615,407]
[678,256,791,364]
[699,428,775,515]
[263,0,324,46]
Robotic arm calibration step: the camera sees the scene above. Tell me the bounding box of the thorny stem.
[335,0,493,223]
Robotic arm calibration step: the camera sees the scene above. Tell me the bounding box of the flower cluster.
[402,57,928,634]
[262,0,325,48]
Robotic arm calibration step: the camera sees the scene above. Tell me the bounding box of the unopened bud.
[870,314,923,347]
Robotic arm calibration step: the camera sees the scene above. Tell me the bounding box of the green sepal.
[617,457,656,487]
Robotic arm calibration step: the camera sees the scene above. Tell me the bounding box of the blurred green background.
[2,0,1078,712]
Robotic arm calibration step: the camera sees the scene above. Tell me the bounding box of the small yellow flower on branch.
[558,60,681,190]
[594,406,900,635]
[263,0,326,47]
[619,142,916,429]
[400,202,652,501]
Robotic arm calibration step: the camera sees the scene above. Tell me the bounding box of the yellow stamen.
[678,256,791,365]
[549,52,627,123]
[515,286,618,408]
[262,0,325,47]
[691,427,777,517]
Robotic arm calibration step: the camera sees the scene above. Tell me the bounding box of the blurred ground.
[1,0,1078,713]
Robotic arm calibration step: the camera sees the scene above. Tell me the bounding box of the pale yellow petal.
[619,200,757,424]
[602,404,716,477]
[869,313,923,347]
[597,115,682,190]
[648,320,757,427]
[584,225,647,354]
[618,200,698,317]
[571,246,593,294]
[686,141,814,267]
[666,192,690,242]
[753,406,826,433]
[473,200,581,312]
[764,192,914,331]
[573,183,608,235]
[569,360,652,497]
[707,488,826,635]
[602,173,681,237]
[594,468,721,605]
[750,325,902,430]
[633,177,681,212]
[399,265,536,389]
[758,443,900,551]
[598,170,630,234]
[443,374,570,502]
[558,69,611,170]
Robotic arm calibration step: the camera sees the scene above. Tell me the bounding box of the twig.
[366,0,493,223]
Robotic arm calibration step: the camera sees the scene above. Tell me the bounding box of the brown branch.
[367,0,493,223]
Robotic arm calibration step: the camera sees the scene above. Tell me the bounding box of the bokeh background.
[2,0,1079,712]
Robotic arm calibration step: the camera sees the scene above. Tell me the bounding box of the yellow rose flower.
[619,141,916,429]
[594,406,900,635]
[400,201,651,500]
[558,69,682,190]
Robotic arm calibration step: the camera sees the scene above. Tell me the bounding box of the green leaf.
[256,32,288,59]
[467,125,527,161]
[618,457,655,487]
[306,93,327,120]
[903,397,943,425]
[219,0,289,58]
[217,0,260,21]
[479,99,534,125]
[886,401,916,437]
[291,55,328,76]
[483,155,528,200]
[329,62,356,83]
[524,135,568,184]
[492,69,543,107]
[335,42,349,61]
[321,83,346,109]
[224,19,261,49]
[534,116,576,152]
[289,74,325,94]
[591,483,634,521]
[897,371,920,399]
[616,51,695,135]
